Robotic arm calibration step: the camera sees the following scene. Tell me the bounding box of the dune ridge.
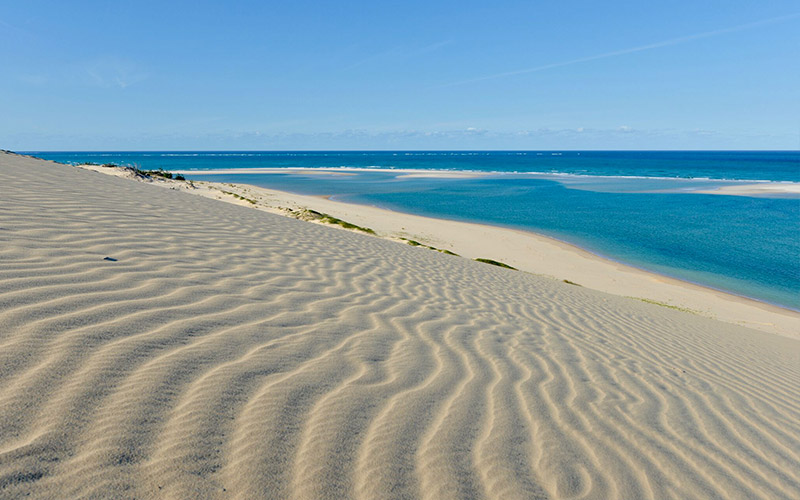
[1,152,799,499]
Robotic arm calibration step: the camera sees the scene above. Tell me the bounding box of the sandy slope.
[1,152,799,499]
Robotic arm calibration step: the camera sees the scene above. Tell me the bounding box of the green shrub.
[399,237,459,256]
[475,258,516,270]
[304,210,376,234]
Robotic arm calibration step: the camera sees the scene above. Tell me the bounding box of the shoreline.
[322,193,798,313]
[76,161,800,339]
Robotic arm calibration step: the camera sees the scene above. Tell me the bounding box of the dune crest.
[1,153,799,499]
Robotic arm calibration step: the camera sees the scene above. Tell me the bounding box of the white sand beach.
[2,152,799,499]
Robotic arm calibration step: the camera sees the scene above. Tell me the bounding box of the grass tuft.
[303,210,376,234]
[399,238,459,256]
[221,190,257,204]
[475,258,516,270]
[628,297,699,314]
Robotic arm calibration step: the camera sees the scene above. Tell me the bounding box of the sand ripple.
[1,154,799,499]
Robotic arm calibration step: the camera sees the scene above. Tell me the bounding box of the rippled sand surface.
[1,153,798,499]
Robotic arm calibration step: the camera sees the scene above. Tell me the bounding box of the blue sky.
[1,1,798,150]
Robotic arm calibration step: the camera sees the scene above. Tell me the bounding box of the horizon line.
[15,148,800,153]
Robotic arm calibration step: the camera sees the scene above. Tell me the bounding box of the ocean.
[30,151,800,310]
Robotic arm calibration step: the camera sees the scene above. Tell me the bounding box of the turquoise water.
[30,151,800,309]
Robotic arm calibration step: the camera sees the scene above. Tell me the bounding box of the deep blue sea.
[30,151,800,310]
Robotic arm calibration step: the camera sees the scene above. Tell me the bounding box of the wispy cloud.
[343,48,402,71]
[439,13,800,87]
[344,39,453,71]
[83,58,148,89]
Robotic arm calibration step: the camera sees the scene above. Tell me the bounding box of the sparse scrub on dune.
[220,190,257,204]
[475,258,516,270]
[399,237,459,256]
[120,164,151,180]
[628,297,699,314]
[103,163,188,182]
[563,279,582,286]
[290,209,376,234]
[150,169,173,179]
[141,168,187,181]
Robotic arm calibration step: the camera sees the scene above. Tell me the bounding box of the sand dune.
[1,152,799,499]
